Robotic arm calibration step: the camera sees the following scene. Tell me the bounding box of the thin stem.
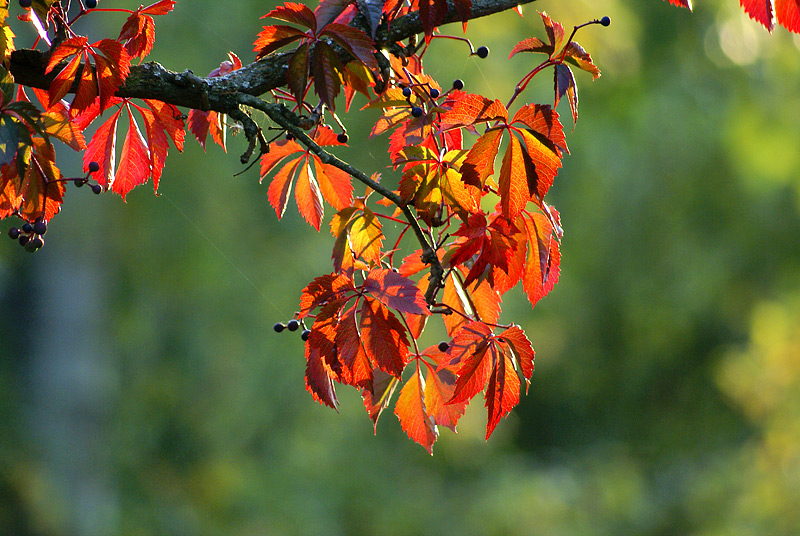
[239,94,446,305]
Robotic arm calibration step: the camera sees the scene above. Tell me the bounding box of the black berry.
[402,86,412,98]
[475,46,489,59]
[91,184,103,194]
[410,106,423,118]
[429,88,440,98]
[22,223,33,234]
[8,227,20,239]
[337,133,348,144]
[88,161,100,173]
[452,79,464,90]
[26,236,43,252]
[85,0,98,8]
[75,179,85,188]
[33,220,47,235]
[286,132,294,141]
[301,329,311,341]
[287,319,300,331]
[18,235,30,247]
[19,0,32,7]
[437,341,450,352]
[273,322,286,333]
[599,16,611,27]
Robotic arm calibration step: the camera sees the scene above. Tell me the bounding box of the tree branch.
[9,0,536,112]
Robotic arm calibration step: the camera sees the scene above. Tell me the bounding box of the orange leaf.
[363,268,430,315]
[395,366,438,453]
[359,296,409,378]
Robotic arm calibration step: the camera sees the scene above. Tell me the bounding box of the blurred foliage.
[2,0,800,534]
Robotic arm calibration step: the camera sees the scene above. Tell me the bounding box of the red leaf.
[363,268,430,315]
[118,10,157,60]
[267,155,303,220]
[312,156,353,210]
[315,0,352,29]
[418,0,448,42]
[359,297,409,378]
[13,139,66,221]
[294,158,325,230]
[498,134,529,221]
[321,23,378,69]
[306,328,340,409]
[665,0,693,9]
[140,0,176,15]
[520,211,561,307]
[288,43,310,105]
[461,127,503,187]
[312,42,343,110]
[253,25,307,58]
[449,338,493,405]
[509,37,551,59]
[111,106,150,201]
[775,0,800,32]
[263,2,318,32]
[335,305,373,387]
[484,349,520,439]
[83,107,121,189]
[497,324,535,387]
[298,273,355,317]
[91,39,131,113]
[739,0,773,30]
[395,365,438,453]
[423,360,466,432]
[554,63,578,125]
[438,93,507,130]
[361,368,399,431]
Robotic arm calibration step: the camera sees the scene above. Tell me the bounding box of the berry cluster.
[73,161,104,194]
[8,219,47,253]
[274,318,311,341]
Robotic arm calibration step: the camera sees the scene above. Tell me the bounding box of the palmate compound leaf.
[117,0,177,61]
[442,322,535,439]
[441,95,565,221]
[0,137,65,222]
[45,37,131,117]
[82,98,185,200]
[299,270,421,412]
[261,126,354,230]
[395,344,469,453]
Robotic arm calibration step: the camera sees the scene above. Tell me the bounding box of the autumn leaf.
[118,0,177,61]
[421,346,467,432]
[359,296,410,378]
[363,267,430,315]
[443,321,531,439]
[261,126,353,230]
[362,368,399,430]
[519,210,561,307]
[395,364,438,453]
[298,272,355,318]
[82,98,185,200]
[0,137,65,221]
[45,38,131,117]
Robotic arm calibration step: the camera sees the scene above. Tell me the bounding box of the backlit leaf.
[395,365,438,453]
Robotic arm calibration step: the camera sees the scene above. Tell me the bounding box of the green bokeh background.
[2,0,800,534]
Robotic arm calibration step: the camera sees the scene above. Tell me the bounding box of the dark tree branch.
[9,0,536,113]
